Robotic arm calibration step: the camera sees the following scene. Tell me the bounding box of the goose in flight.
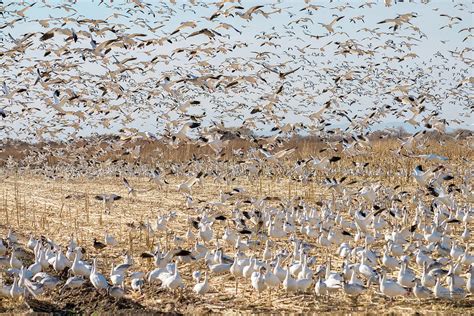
[178,172,204,194]
[123,177,136,197]
[259,147,296,163]
[319,16,344,33]
[95,194,122,214]
[413,165,432,187]
[260,63,302,80]
[150,169,168,189]
[236,5,264,21]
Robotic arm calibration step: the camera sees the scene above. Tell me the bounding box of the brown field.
[0,136,473,314]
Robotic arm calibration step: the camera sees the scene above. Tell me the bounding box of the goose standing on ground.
[251,266,267,296]
[90,259,109,291]
[433,277,450,299]
[193,271,209,295]
[448,273,466,300]
[60,276,86,293]
[413,279,433,299]
[162,262,184,292]
[379,272,408,298]
[283,267,297,293]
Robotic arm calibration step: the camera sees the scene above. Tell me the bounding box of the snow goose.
[325,261,342,293]
[283,267,297,293]
[379,272,408,298]
[148,264,173,284]
[413,280,433,299]
[298,256,313,280]
[243,257,257,279]
[199,222,213,244]
[358,253,378,284]
[162,262,184,291]
[52,250,69,273]
[413,165,431,187]
[110,264,125,288]
[343,270,366,298]
[90,258,109,291]
[7,228,17,244]
[9,250,23,269]
[95,194,122,214]
[251,267,267,296]
[27,234,38,250]
[447,263,465,287]
[104,232,117,247]
[448,273,466,300]
[60,276,85,293]
[222,227,237,245]
[39,275,60,290]
[28,257,42,276]
[10,277,23,300]
[460,248,473,266]
[315,277,328,297]
[382,247,399,271]
[262,240,272,261]
[230,252,244,294]
[193,271,209,295]
[450,241,463,260]
[467,265,473,294]
[131,277,145,293]
[397,260,416,288]
[71,250,91,277]
[421,262,435,287]
[461,223,470,242]
[273,256,286,282]
[433,277,450,299]
[263,265,281,289]
[108,286,125,300]
[209,250,232,274]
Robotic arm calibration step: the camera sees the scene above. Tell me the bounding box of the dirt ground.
[0,173,472,314]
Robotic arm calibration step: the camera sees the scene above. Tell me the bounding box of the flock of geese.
[0,157,473,307]
[0,0,473,312]
[0,0,472,143]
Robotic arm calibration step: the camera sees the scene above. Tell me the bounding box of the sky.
[0,0,473,141]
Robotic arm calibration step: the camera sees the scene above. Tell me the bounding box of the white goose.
[110,264,125,288]
[208,250,231,274]
[343,270,366,298]
[448,273,466,300]
[379,272,408,298]
[52,251,69,273]
[433,277,450,299]
[90,258,109,291]
[60,276,86,293]
[193,271,209,295]
[251,266,267,295]
[413,280,433,299]
[10,277,23,300]
[283,267,297,293]
[71,250,91,277]
[273,256,286,282]
[315,277,328,297]
[397,260,416,288]
[162,262,184,291]
[263,267,281,289]
[467,265,473,294]
[230,252,244,294]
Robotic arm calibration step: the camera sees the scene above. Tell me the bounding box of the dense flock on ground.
[0,0,473,314]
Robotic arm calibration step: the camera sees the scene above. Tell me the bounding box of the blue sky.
[0,0,472,141]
